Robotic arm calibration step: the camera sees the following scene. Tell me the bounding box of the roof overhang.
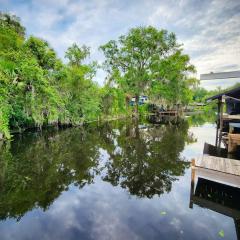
[206,86,240,102]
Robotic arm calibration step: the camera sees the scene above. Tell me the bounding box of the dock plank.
[196,155,240,176]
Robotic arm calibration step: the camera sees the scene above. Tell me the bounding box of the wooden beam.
[222,114,240,120]
[193,166,240,188]
[200,70,240,80]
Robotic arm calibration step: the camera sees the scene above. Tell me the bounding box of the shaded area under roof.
[206,86,240,102]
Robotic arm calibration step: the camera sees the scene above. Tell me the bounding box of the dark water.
[0,117,239,240]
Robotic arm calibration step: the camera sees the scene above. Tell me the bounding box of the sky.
[1,0,240,89]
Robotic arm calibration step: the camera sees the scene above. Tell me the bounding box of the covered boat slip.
[206,86,240,152]
[190,73,240,225]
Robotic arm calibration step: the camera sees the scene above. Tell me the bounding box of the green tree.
[100,26,195,115]
[64,43,101,123]
[192,87,208,102]
[0,12,25,37]
[65,43,90,67]
[0,13,102,139]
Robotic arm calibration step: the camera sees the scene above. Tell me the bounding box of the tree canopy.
[0,13,202,140]
[100,26,196,113]
[0,13,101,139]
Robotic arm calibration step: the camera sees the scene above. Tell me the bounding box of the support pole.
[218,97,224,148]
[215,100,221,147]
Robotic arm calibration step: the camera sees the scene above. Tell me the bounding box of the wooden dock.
[190,155,240,239]
[196,155,240,176]
[192,155,240,188]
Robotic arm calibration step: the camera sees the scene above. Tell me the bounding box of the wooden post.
[215,100,221,146]
[218,97,224,148]
[189,159,196,209]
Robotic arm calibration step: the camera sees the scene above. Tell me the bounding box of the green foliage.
[192,87,208,102]
[100,86,128,116]
[0,12,25,37]
[25,36,58,70]
[0,83,11,139]
[0,13,102,139]
[0,13,213,140]
[65,43,90,66]
[100,26,196,112]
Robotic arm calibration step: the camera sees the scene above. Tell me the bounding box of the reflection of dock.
[148,111,181,124]
[190,155,240,239]
[191,178,240,218]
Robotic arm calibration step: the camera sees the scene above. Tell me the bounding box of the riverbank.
[0,113,131,141]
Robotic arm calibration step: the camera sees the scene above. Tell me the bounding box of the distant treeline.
[0,12,210,139]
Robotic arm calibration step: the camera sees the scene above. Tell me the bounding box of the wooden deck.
[192,155,240,188]
[190,152,240,239]
[196,155,240,176]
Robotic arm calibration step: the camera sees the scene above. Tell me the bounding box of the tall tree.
[64,43,101,123]
[100,26,195,114]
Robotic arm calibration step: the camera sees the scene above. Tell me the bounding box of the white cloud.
[1,0,240,87]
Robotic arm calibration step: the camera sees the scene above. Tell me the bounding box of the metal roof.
[206,86,240,102]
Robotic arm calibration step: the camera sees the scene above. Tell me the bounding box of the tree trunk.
[135,95,139,117]
[125,95,130,112]
[134,117,140,138]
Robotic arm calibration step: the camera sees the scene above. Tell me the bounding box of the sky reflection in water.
[0,117,238,240]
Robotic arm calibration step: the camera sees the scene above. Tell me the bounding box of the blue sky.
[1,0,240,89]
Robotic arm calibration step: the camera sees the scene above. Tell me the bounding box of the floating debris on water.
[160,211,167,215]
[218,230,224,238]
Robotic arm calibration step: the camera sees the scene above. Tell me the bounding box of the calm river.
[0,115,239,240]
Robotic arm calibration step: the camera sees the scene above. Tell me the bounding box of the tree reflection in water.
[0,127,101,221]
[0,119,194,221]
[102,119,193,198]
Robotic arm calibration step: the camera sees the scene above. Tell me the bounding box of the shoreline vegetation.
[0,12,234,141]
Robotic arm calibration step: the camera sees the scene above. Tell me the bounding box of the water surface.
[0,117,238,240]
